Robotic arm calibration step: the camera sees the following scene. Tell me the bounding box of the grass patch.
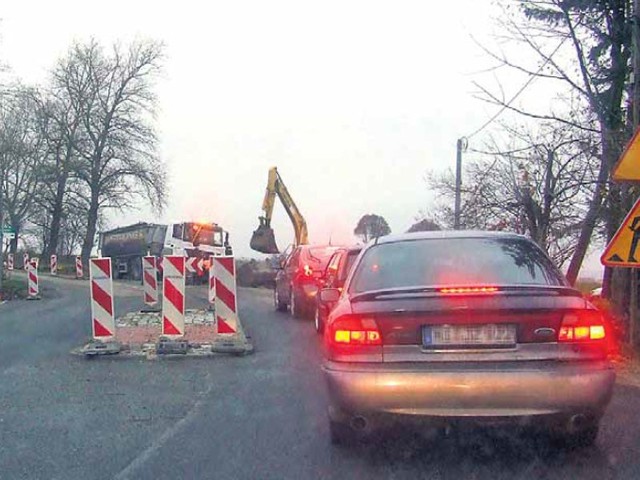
[0,276,28,301]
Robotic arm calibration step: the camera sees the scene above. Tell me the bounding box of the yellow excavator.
[250,167,308,254]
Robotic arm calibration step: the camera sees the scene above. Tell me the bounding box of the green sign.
[1,227,15,234]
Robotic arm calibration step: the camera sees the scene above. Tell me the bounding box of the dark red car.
[274,245,340,318]
[320,231,615,446]
[314,246,362,334]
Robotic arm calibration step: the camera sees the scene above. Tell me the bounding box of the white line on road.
[113,370,213,480]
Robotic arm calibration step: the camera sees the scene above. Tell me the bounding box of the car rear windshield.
[339,251,361,282]
[349,237,566,293]
[305,247,339,269]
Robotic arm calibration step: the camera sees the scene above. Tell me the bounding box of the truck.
[98,221,232,281]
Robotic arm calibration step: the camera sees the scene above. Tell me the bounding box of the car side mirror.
[319,288,340,304]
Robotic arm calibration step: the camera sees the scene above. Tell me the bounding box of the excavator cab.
[250,217,280,254]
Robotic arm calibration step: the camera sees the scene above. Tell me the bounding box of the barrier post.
[23,252,29,270]
[50,254,57,276]
[142,256,159,308]
[90,258,115,341]
[161,256,185,337]
[7,253,13,271]
[208,255,216,308]
[27,259,40,300]
[76,256,83,279]
[213,256,239,335]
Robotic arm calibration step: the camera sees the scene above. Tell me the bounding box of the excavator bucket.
[250,224,280,254]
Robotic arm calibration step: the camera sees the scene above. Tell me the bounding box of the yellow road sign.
[613,128,640,181]
[601,198,640,267]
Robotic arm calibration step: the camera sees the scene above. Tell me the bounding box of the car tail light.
[558,311,606,342]
[329,316,382,346]
[303,264,313,277]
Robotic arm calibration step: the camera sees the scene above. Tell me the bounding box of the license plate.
[422,324,516,348]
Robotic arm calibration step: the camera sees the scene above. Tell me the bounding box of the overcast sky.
[0,1,604,278]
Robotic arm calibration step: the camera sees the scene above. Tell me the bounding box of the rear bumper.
[323,360,615,420]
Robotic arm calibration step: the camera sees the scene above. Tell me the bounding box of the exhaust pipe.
[350,416,368,432]
[567,414,587,434]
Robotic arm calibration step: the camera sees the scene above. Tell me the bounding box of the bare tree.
[32,82,85,258]
[474,1,633,286]
[429,122,599,266]
[54,40,167,265]
[0,85,47,253]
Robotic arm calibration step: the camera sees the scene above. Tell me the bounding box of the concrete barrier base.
[80,340,121,356]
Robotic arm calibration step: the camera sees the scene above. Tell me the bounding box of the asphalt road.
[1,274,640,479]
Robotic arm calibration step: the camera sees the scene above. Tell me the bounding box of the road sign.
[613,129,640,181]
[1,227,15,240]
[602,198,640,267]
[185,257,204,276]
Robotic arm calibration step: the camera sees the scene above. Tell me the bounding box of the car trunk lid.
[348,287,607,363]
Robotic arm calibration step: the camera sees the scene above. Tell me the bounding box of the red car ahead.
[314,246,362,334]
[320,231,615,446]
[274,245,340,318]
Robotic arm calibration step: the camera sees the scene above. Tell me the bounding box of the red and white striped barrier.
[142,256,158,307]
[7,253,13,271]
[90,258,115,340]
[76,256,83,279]
[23,252,29,270]
[162,256,185,337]
[27,259,39,298]
[50,254,57,275]
[212,256,238,335]
[208,256,216,306]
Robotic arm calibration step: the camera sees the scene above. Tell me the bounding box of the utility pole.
[630,0,640,346]
[454,137,467,230]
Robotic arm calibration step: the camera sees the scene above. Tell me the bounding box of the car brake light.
[438,286,499,294]
[558,311,606,342]
[303,264,313,276]
[330,317,382,346]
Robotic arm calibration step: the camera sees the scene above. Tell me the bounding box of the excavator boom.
[250,167,308,254]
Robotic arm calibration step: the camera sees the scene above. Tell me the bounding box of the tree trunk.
[565,165,609,285]
[81,193,99,268]
[9,224,19,254]
[566,126,620,285]
[46,171,69,259]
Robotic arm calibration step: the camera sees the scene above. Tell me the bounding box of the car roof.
[374,230,527,245]
[336,245,363,254]
[298,244,340,250]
